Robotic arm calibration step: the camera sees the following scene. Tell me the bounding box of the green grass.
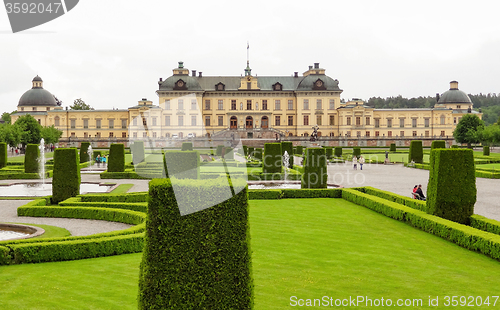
[109,184,133,194]
[360,153,430,163]
[8,152,54,163]
[476,163,500,169]
[2,198,500,309]
[4,223,71,239]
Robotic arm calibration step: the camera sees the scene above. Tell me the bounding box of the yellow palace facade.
[12,63,481,144]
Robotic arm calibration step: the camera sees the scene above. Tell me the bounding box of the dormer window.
[457,105,461,109]
[313,79,326,90]
[215,82,225,91]
[273,82,283,91]
[174,79,187,90]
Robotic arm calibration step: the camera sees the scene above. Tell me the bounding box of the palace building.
[11,63,481,144]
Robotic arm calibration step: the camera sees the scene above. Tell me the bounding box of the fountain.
[0,223,45,241]
[283,150,289,182]
[38,138,45,187]
[88,145,93,172]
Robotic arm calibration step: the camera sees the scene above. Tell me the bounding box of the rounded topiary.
[182,142,193,151]
[390,143,396,152]
[409,140,423,163]
[334,147,342,157]
[24,144,39,173]
[302,147,327,189]
[263,143,282,174]
[0,142,7,168]
[52,148,80,204]
[483,146,490,156]
[431,140,446,149]
[79,142,90,163]
[108,143,125,172]
[132,141,145,165]
[353,147,361,158]
[281,141,294,168]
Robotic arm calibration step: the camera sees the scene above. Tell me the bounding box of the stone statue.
[310,125,319,142]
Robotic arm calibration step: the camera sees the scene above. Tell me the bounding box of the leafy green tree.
[453,114,484,148]
[14,114,42,147]
[41,125,63,144]
[0,123,21,147]
[70,98,94,110]
[1,112,11,124]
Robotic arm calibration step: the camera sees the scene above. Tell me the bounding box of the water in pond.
[0,183,112,197]
[248,183,338,189]
[0,228,30,241]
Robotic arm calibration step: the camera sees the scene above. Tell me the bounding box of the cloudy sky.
[1,0,500,114]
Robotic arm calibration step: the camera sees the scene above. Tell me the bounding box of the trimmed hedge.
[253,148,262,160]
[263,143,282,174]
[216,145,224,156]
[334,146,342,157]
[247,188,342,200]
[427,149,476,224]
[325,147,333,159]
[60,197,147,213]
[138,178,253,309]
[352,147,361,158]
[431,140,446,149]
[281,142,294,168]
[52,148,80,204]
[295,145,303,155]
[80,142,90,163]
[248,147,255,157]
[355,186,427,212]
[0,142,7,168]
[389,143,396,152]
[223,147,234,159]
[100,171,151,179]
[80,192,148,202]
[408,140,423,163]
[24,144,39,173]
[483,146,490,156]
[182,142,193,151]
[132,141,145,165]
[302,148,327,189]
[108,143,125,172]
[243,145,248,156]
[164,150,200,179]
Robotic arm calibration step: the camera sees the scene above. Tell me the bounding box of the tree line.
[0,114,62,149]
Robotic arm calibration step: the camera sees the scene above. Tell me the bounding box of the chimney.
[450,81,459,90]
[294,72,298,77]
[159,78,162,82]
[309,66,313,70]
[192,70,196,77]
[199,72,203,77]
[314,63,319,69]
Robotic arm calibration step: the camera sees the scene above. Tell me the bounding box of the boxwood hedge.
[484,146,490,156]
[138,178,253,309]
[408,140,423,163]
[182,142,193,151]
[302,148,327,189]
[52,148,80,204]
[295,145,303,155]
[390,143,396,152]
[431,140,446,149]
[216,145,224,156]
[24,144,39,173]
[263,143,282,174]
[80,142,90,163]
[223,147,234,159]
[334,146,342,157]
[325,147,333,159]
[164,150,199,179]
[132,141,145,164]
[108,143,125,172]
[353,147,361,158]
[0,142,7,168]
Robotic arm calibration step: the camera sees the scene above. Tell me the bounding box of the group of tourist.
[95,154,107,167]
[412,184,426,200]
[352,156,365,170]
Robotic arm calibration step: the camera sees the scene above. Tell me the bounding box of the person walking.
[353,156,358,170]
[359,156,365,170]
[102,155,107,167]
[96,155,101,168]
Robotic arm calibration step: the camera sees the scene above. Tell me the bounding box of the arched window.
[440,115,445,125]
[54,116,60,126]
[246,116,253,129]
[261,116,268,129]
[230,116,238,129]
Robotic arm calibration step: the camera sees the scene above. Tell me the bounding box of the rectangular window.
[400,118,405,128]
[329,115,335,126]
[83,119,88,129]
[165,100,171,110]
[412,118,417,128]
[357,131,361,137]
[165,115,170,126]
[375,119,380,128]
[387,119,392,128]
[262,100,268,110]
[231,100,236,110]
[191,99,197,110]
[346,117,351,126]
[96,132,101,138]
[365,117,370,126]
[375,131,380,137]
[54,118,60,126]
[365,131,370,137]
[275,115,281,126]
[400,131,405,137]
[70,132,75,138]
[109,132,114,138]
[143,132,147,138]
[288,116,293,126]
[191,116,196,126]
[178,99,184,110]
[122,132,127,138]
[440,116,445,125]
[316,99,322,110]
[142,118,147,126]
[304,115,309,126]
[84,132,88,138]
[329,99,335,110]
[109,119,114,129]
[133,132,137,138]
[346,131,351,137]
[247,82,251,89]
[121,119,127,129]
[152,118,157,126]
[425,119,430,127]
[218,115,223,126]
[316,115,322,126]
[441,130,445,136]
[247,100,252,110]
[288,100,293,110]
[218,100,223,110]
[303,99,309,110]
[275,100,281,110]
[205,116,210,127]
[70,119,76,129]
[204,100,210,110]
[356,117,361,126]
[153,132,157,138]
[133,118,137,126]
[96,119,101,129]
[413,131,417,137]
[425,130,430,137]
[178,115,183,126]
[454,117,457,124]
[388,131,392,137]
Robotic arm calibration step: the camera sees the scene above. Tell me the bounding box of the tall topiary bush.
[408,140,423,163]
[325,147,333,159]
[263,143,282,174]
[182,142,193,151]
[253,148,262,161]
[79,142,90,163]
[483,146,490,156]
[132,141,145,165]
[24,144,39,173]
[390,143,396,152]
[0,143,7,169]
[216,145,224,156]
[334,147,342,157]
[164,151,200,179]
[295,145,303,155]
[431,140,446,149]
[223,147,234,160]
[353,147,361,158]
[138,178,253,309]
[302,148,327,189]
[427,149,476,225]
[281,142,294,168]
[108,143,125,172]
[243,145,248,156]
[248,147,254,158]
[52,148,80,204]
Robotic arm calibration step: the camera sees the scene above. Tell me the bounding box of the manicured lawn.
[362,153,430,163]
[2,198,500,309]
[8,152,54,163]
[5,223,71,239]
[476,163,500,170]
